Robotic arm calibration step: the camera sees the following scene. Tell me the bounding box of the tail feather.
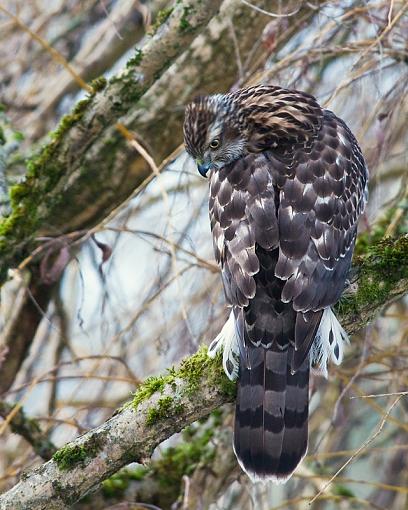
[234,343,309,482]
[276,354,309,479]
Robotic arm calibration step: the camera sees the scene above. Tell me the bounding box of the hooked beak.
[196,159,212,178]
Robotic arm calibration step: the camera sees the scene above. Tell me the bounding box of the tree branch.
[0,347,234,510]
[75,410,238,510]
[0,234,406,510]
[0,0,319,285]
[0,266,56,394]
[0,401,56,461]
[26,0,170,139]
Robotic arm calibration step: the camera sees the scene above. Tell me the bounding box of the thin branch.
[0,401,56,461]
[240,0,301,17]
[0,4,93,93]
[308,395,404,505]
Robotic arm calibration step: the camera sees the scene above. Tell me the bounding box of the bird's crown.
[184,85,323,156]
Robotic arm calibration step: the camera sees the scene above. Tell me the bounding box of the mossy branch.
[0,0,318,285]
[78,411,235,510]
[0,347,234,510]
[336,235,408,333]
[0,0,222,283]
[0,233,406,509]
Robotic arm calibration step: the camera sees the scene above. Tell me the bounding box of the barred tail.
[233,343,309,483]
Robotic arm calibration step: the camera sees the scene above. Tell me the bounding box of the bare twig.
[0,4,93,93]
[308,396,404,505]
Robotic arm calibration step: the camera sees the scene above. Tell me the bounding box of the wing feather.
[275,110,368,313]
[209,153,279,308]
[257,110,368,365]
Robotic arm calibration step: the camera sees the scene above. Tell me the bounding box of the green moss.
[50,99,92,143]
[179,5,193,32]
[148,7,174,36]
[341,201,408,318]
[358,275,390,308]
[102,476,128,498]
[0,197,39,248]
[101,464,162,499]
[0,78,108,279]
[126,48,144,68]
[178,345,236,398]
[0,127,67,262]
[110,76,145,104]
[0,97,93,244]
[337,236,408,317]
[333,484,355,497]
[146,396,184,425]
[13,131,25,142]
[53,433,105,471]
[151,415,217,489]
[101,466,148,498]
[90,75,107,92]
[0,126,5,145]
[53,445,88,470]
[132,374,168,408]
[130,346,235,427]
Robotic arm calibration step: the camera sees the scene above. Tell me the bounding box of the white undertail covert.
[208,307,349,380]
[208,311,240,381]
[310,307,349,377]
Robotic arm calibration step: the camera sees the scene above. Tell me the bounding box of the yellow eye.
[209,138,220,150]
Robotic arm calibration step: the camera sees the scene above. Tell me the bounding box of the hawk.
[183,85,368,483]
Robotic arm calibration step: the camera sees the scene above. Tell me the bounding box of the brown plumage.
[183,85,368,482]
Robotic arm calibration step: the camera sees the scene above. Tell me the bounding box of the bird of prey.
[183,85,368,483]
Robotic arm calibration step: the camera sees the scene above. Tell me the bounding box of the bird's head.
[183,86,323,177]
[183,94,245,177]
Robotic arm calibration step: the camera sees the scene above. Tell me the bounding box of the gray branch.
[0,349,234,510]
